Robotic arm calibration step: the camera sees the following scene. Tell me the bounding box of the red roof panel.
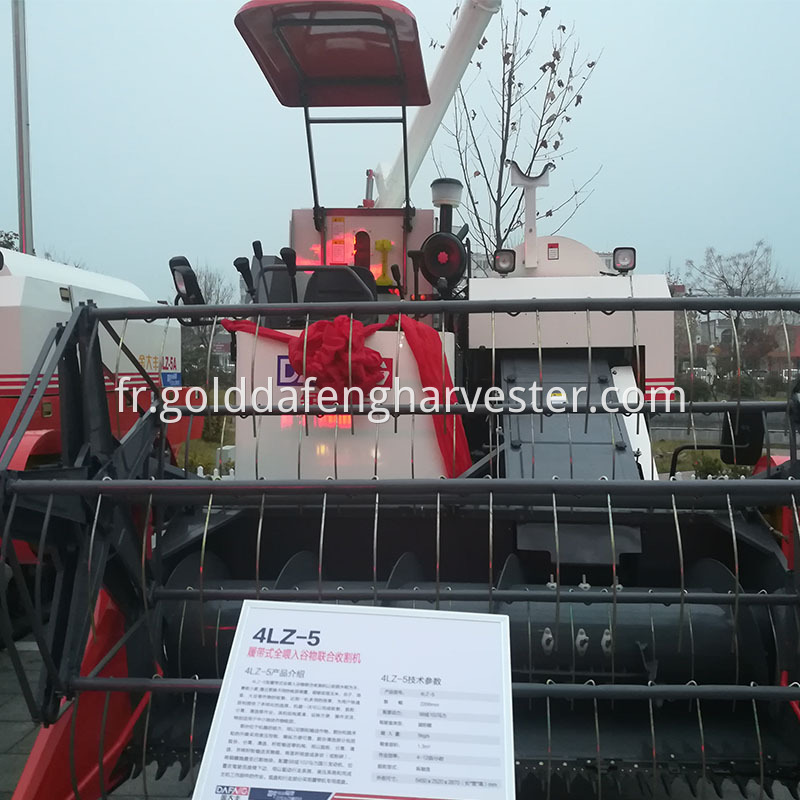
[234,0,430,107]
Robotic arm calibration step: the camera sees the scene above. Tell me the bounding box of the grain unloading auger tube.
[1,292,800,800]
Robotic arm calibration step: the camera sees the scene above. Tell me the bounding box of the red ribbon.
[222,315,472,477]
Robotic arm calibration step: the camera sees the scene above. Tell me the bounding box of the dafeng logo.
[215,787,250,797]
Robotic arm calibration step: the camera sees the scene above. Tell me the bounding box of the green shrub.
[692,452,727,479]
[764,374,789,397]
[675,374,713,401]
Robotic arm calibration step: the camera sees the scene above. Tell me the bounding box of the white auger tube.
[376,0,502,209]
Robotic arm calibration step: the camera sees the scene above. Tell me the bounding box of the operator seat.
[304,266,378,324]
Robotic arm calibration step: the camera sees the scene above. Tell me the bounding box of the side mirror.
[169,256,205,305]
[720,408,764,466]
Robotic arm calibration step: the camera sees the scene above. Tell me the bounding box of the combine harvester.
[0,248,197,629]
[2,1,800,798]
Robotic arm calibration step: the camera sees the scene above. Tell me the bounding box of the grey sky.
[1,0,797,299]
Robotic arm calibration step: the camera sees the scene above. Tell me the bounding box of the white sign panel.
[193,601,514,800]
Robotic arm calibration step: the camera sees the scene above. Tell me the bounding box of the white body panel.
[612,365,657,480]
[0,248,181,393]
[468,273,675,399]
[234,330,455,479]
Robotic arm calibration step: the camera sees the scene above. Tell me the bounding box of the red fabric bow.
[222,315,472,477]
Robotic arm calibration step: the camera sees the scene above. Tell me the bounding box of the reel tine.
[217,416,228,475]
[255,416,263,481]
[214,603,223,680]
[726,493,741,703]
[790,493,800,589]
[569,594,576,710]
[177,598,188,680]
[488,489,494,612]
[435,493,441,610]
[99,690,111,800]
[250,312,262,438]
[687,602,696,698]
[297,406,304,480]
[372,491,380,605]
[671,494,686,652]
[608,414,616,481]
[552,492,561,651]
[255,494,265,596]
[688,680,707,791]
[629,275,643,438]
[394,313,402,435]
[647,680,658,796]
[490,311,496,477]
[204,315,219,391]
[334,414,339,480]
[157,314,171,391]
[199,493,214,647]
[587,678,602,800]
[546,678,555,800]
[751,683,765,800]
[683,310,699,452]
[411,414,416,479]
[347,313,354,436]
[373,422,380,479]
[69,692,83,800]
[526,587,533,710]
[730,316,743,436]
[183,415,194,475]
[317,492,328,601]
[113,318,128,440]
[781,310,792,440]
[303,313,311,439]
[87,482,110,640]
[566,411,574,479]
[585,308,592,435]
[34,494,54,630]
[725,412,738,472]
[441,311,447,446]
[141,492,160,663]
[605,489,617,684]
[648,588,656,670]
[536,309,544,434]
[188,675,199,792]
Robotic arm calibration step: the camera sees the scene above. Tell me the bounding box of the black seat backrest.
[304,266,378,324]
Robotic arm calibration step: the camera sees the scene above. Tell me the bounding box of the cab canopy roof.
[234,0,430,107]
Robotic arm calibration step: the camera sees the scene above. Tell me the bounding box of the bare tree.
[685,240,787,328]
[437,1,599,259]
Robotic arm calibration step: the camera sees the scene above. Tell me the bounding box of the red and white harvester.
[2,2,800,798]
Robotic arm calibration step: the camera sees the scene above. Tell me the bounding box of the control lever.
[408,250,423,303]
[390,264,404,299]
[252,240,269,302]
[234,257,256,301]
[436,276,452,300]
[455,224,469,241]
[279,247,299,303]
